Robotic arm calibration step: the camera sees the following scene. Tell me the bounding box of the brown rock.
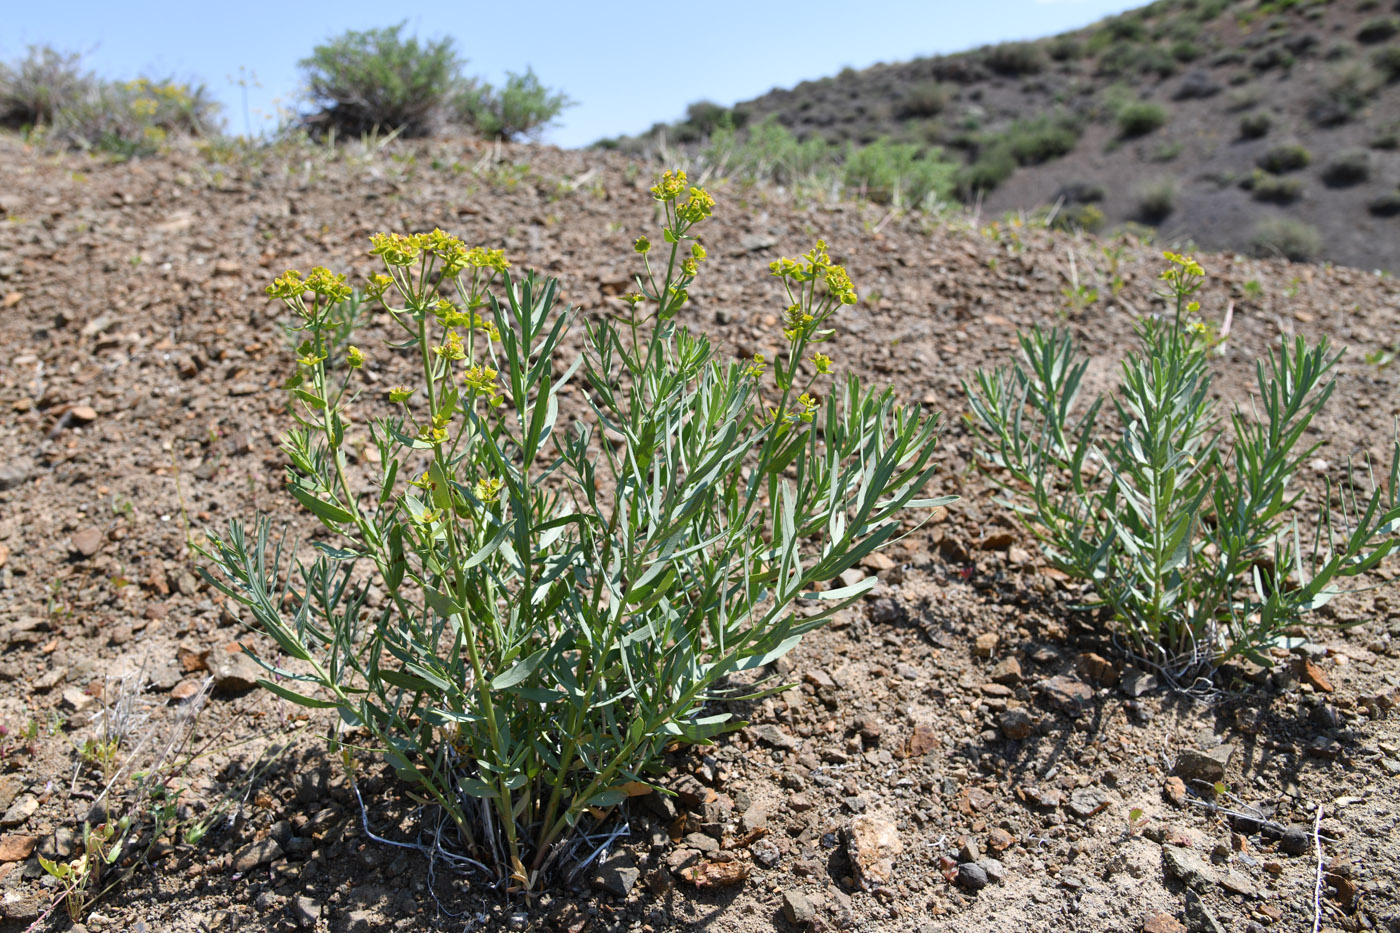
[980,531,1016,550]
[1039,675,1093,710]
[1000,709,1034,740]
[991,657,1022,685]
[1172,746,1234,786]
[1163,776,1188,808]
[1007,546,1033,566]
[213,260,242,276]
[70,526,104,558]
[677,860,749,888]
[974,632,999,658]
[845,815,903,889]
[1076,652,1120,687]
[170,679,202,701]
[232,838,282,872]
[987,827,1014,852]
[68,405,98,422]
[905,723,939,758]
[1142,913,1187,933]
[0,835,36,861]
[1293,657,1333,693]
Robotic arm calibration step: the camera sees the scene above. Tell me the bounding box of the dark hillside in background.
[607,0,1400,271]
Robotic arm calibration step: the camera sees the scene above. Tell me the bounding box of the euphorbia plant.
[966,253,1400,684]
[199,170,949,889]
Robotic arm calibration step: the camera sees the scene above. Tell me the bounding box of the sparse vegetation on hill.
[607,0,1400,270]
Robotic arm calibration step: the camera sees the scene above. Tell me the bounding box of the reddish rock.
[70,527,103,558]
[1163,776,1188,808]
[1293,656,1333,693]
[905,723,939,758]
[0,835,35,862]
[1141,913,1186,933]
[1076,651,1120,687]
[974,632,999,658]
[987,827,1014,852]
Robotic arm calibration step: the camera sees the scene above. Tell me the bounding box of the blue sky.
[1,1,1141,147]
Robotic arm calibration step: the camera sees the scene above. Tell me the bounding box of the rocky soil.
[1,133,1399,933]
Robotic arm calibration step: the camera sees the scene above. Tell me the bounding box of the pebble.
[1039,675,1093,710]
[977,857,1006,884]
[1120,668,1158,697]
[1141,913,1187,933]
[751,837,781,868]
[1172,747,1233,786]
[231,838,283,873]
[956,861,988,891]
[289,896,321,928]
[70,526,104,558]
[1185,888,1227,933]
[974,632,999,658]
[1279,826,1311,856]
[1000,709,1034,740]
[782,889,816,924]
[845,815,902,889]
[592,853,640,897]
[0,794,37,828]
[990,656,1022,685]
[750,724,797,750]
[1068,787,1108,819]
[1163,776,1188,808]
[1162,845,1217,889]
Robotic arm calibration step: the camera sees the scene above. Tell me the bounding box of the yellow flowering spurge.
[202,169,950,894]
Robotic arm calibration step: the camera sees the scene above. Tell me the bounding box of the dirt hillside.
[0,134,1399,933]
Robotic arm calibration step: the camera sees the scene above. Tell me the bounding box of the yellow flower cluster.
[1159,252,1205,298]
[744,353,767,378]
[368,230,510,277]
[473,476,504,503]
[769,240,857,306]
[433,331,466,361]
[676,188,716,224]
[346,346,365,369]
[650,170,688,201]
[266,267,353,303]
[462,364,499,396]
[388,386,414,403]
[812,352,833,374]
[783,303,815,342]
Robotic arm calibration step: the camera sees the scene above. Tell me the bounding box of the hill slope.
[612,0,1400,270]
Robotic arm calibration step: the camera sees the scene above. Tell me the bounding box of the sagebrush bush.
[300,22,463,137]
[0,45,92,126]
[1373,44,1400,80]
[1002,116,1082,165]
[842,138,956,207]
[1257,142,1311,172]
[968,254,1399,682]
[1117,100,1170,137]
[955,145,1017,196]
[1050,203,1105,233]
[984,42,1046,76]
[1321,148,1372,186]
[201,171,949,889]
[1358,16,1400,43]
[1368,190,1400,216]
[1239,111,1273,138]
[895,81,949,119]
[455,68,573,141]
[1250,217,1323,261]
[1249,171,1304,204]
[1135,178,1177,222]
[1309,62,1383,126]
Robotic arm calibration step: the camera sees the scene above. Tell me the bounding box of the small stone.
[987,827,1014,852]
[232,838,283,873]
[977,857,1006,884]
[69,405,98,423]
[1039,675,1093,710]
[170,679,202,701]
[751,724,797,750]
[905,722,939,757]
[210,646,263,693]
[1121,668,1158,697]
[845,815,902,889]
[1164,777,1189,808]
[1219,869,1258,897]
[957,861,988,891]
[288,896,321,928]
[1184,888,1227,933]
[0,834,36,861]
[593,853,640,897]
[782,890,816,924]
[980,530,1016,550]
[740,804,767,834]
[1000,709,1034,740]
[1173,747,1234,786]
[751,837,780,868]
[1279,826,1311,856]
[1292,657,1333,693]
[991,657,1022,685]
[959,837,980,863]
[1025,786,1063,809]
[1142,913,1187,933]
[682,832,719,856]
[70,527,104,558]
[1007,546,1033,565]
[1068,787,1109,819]
[1163,845,1217,890]
[974,632,999,658]
[1076,652,1120,686]
[0,795,37,828]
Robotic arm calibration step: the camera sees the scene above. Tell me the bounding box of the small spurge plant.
[966,253,1399,683]
[199,170,948,889]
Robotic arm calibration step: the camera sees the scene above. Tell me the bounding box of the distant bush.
[300,22,463,136]
[984,42,1046,76]
[1251,46,1296,72]
[1056,181,1107,203]
[456,68,573,140]
[1002,115,1081,164]
[1048,36,1084,62]
[1358,16,1400,43]
[1371,122,1400,148]
[0,45,92,126]
[895,81,949,119]
[1320,148,1372,185]
[682,100,729,137]
[54,77,220,157]
[1134,178,1178,221]
[1250,172,1305,203]
[955,145,1017,196]
[843,138,957,206]
[1171,39,1205,61]
[1138,44,1181,76]
[1239,111,1273,138]
[1257,142,1311,172]
[1116,100,1170,137]
[1250,217,1323,261]
[1372,44,1400,80]
[1368,190,1400,216]
[1308,62,1383,126]
[1051,203,1106,233]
